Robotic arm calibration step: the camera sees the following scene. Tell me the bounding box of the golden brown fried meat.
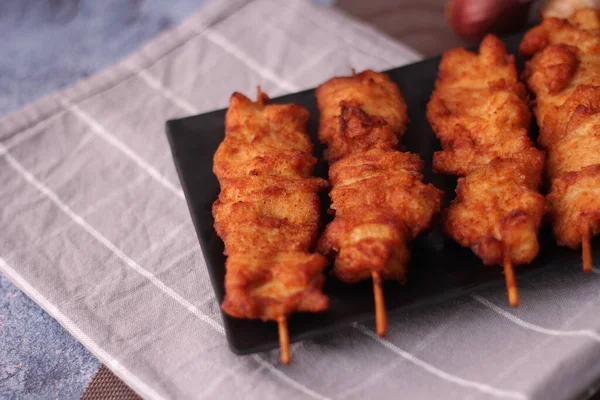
[427,35,535,176]
[548,165,600,248]
[222,252,328,320]
[213,92,328,321]
[321,105,398,163]
[444,157,546,265]
[317,83,442,284]
[214,92,316,178]
[328,148,441,239]
[427,34,546,267]
[318,207,410,283]
[520,8,600,248]
[316,70,408,160]
[213,176,325,255]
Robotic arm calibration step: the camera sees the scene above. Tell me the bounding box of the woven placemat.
[81,365,139,400]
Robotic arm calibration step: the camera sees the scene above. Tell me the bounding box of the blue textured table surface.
[0,1,205,397]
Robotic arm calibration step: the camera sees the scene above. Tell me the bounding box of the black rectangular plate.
[166,34,599,355]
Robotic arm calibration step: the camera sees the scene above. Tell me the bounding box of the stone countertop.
[0,275,98,398]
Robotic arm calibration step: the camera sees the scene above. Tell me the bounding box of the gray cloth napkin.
[1,0,600,399]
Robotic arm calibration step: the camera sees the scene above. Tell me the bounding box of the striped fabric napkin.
[1,0,600,399]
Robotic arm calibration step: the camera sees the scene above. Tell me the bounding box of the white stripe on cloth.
[353,323,529,400]
[1,109,69,152]
[199,28,301,93]
[0,142,329,400]
[472,294,600,342]
[0,143,221,333]
[200,363,266,399]
[0,256,166,400]
[58,97,186,201]
[122,62,198,115]
[138,220,192,262]
[466,287,600,400]
[1,175,149,260]
[337,315,457,399]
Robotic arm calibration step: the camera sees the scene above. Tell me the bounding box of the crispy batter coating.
[444,158,547,265]
[427,35,535,176]
[213,176,325,255]
[427,35,546,266]
[214,92,316,178]
[222,252,328,320]
[548,165,600,248]
[320,105,398,163]
[316,70,408,161]
[213,92,328,320]
[317,85,442,283]
[328,148,441,239]
[318,207,410,283]
[521,8,600,248]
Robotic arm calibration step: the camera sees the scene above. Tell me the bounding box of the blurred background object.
[338,0,534,56]
[445,0,533,42]
[337,0,533,56]
[542,0,600,17]
[338,0,468,56]
[338,0,600,56]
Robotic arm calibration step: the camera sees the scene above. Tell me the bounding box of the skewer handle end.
[508,287,519,308]
[278,317,291,365]
[372,271,388,337]
[503,250,519,308]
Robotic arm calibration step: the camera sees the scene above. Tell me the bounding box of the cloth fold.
[1,0,600,399]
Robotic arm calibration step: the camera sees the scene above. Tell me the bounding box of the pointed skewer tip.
[278,316,290,365]
[508,287,519,308]
[256,85,267,106]
[503,251,519,308]
[372,271,388,337]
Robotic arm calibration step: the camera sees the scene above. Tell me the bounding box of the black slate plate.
[165,34,597,355]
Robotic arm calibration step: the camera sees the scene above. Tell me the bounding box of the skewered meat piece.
[427,35,536,177]
[427,35,547,306]
[443,156,546,266]
[317,71,442,334]
[317,70,408,162]
[520,9,600,260]
[213,91,329,323]
[318,96,441,284]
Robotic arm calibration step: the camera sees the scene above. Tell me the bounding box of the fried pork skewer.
[520,8,600,272]
[317,71,443,335]
[427,35,547,306]
[213,89,329,364]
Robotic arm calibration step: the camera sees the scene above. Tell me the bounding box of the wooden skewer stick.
[278,316,290,365]
[503,250,519,308]
[372,271,387,337]
[256,85,266,105]
[582,226,593,273]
